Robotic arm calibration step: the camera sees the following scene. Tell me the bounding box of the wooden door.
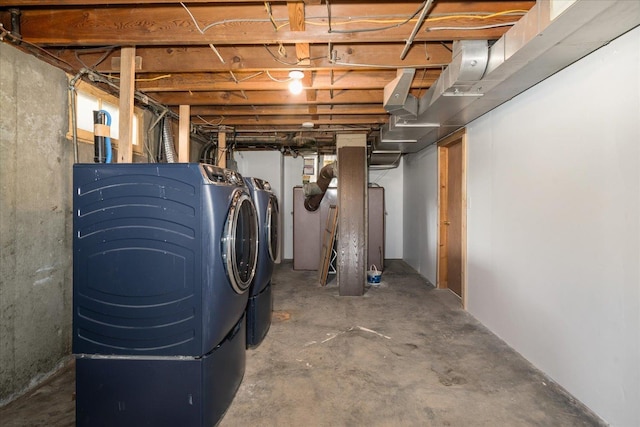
[438,129,467,305]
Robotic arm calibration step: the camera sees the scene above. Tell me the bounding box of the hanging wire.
[73,46,117,70]
[263,45,303,66]
[265,70,291,83]
[264,2,279,31]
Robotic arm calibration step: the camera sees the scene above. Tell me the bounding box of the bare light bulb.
[289,79,303,95]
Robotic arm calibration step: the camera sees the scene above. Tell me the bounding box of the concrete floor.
[0,260,604,426]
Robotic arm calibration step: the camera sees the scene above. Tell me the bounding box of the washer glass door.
[224,190,258,293]
[266,195,279,262]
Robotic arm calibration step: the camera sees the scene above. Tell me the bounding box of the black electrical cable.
[440,41,453,52]
[74,46,117,70]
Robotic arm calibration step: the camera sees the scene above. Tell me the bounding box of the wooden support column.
[178,104,190,162]
[337,133,367,296]
[117,46,135,163]
[218,130,226,168]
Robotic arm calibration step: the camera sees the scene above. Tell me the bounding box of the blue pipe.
[99,109,112,163]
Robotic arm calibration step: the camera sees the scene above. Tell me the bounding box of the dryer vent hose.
[162,117,177,163]
[304,161,337,212]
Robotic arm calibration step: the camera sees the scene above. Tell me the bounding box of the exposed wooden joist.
[193,115,389,126]
[189,104,386,116]
[151,89,386,106]
[0,0,537,140]
[4,0,276,4]
[133,70,438,92]
[13,3,532,45]
[46,44,453,73]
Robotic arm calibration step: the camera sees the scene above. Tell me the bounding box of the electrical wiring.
[281,10,528,33]
[74,46,117,70]
[425,10,528,23]
[179,2,227,63]
[428,22,518,31]
[304,10,528,26]
[264,2,279,31]
[104,74,173,82]
[0,27,75,71]
[208,44,225,63]
[265,70,291,83]
[330,59,448,70]
[263,44,303,66]
[179,1,526,36]
[328,0,427,34]
[238,72,264,82]
[180,2,284,34]
[196,115,225,127]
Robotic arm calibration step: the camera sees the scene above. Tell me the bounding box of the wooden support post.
[218,130,226,168]
[337,133,367,296]
[178,104,190,162]
[117,46,135,163]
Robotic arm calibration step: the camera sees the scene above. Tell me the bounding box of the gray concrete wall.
[0,43,159,404]
[0,43,76,404]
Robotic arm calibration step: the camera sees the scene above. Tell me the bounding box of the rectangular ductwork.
[383,68,418,119]
[368,150,402,170]
[378,0,640,153]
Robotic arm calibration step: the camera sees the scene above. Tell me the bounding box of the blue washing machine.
[244,177,280,348]
[73,163,258,426]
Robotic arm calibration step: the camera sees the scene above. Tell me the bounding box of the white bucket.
[367,265,382,284]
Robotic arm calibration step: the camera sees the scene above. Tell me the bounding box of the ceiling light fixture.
[288,70,304,95]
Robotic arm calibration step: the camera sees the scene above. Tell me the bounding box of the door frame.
[437,128,468,308]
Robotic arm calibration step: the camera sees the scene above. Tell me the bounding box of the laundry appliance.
[73,163,258,427]
[243,177,280,348]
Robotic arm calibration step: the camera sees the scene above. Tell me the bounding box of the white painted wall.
[283,155,305,259]
[466,26,640,427]
[402,145,439,284]
[369,161,403,259]
[235,150,304,261]
[234,150,282,192]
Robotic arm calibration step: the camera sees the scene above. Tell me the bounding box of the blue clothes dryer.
[243,177,280,348]
[73,163,258,426]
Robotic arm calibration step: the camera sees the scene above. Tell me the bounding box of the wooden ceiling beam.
[133,70,438,92]
[189,104,386,116]
[151,89,385,106]
[46,43,452,73]
[3,0,282,4]
[192,115,390,126]
[13,3,532,45]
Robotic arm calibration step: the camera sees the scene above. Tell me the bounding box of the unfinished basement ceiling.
[0,1,535,152]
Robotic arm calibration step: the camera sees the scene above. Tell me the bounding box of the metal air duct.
[379,0,640,153]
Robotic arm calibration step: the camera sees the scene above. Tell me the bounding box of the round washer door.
[223,189,259,294]
[266,195,279,262]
